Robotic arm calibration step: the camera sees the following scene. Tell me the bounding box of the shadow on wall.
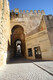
[6,40,13,63]
[6,40,26,64]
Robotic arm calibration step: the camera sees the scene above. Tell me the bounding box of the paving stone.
[0,61,53,80]
[34,61,53,75]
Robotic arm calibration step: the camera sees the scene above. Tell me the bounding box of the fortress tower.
[10,8,45,34]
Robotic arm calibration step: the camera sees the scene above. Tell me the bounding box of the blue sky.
[9,0,53,15]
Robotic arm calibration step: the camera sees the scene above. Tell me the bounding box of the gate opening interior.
[15,40,23,57]
[10,25,25,59]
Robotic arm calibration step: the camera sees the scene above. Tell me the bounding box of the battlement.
[14,8,45,14]
[10,8,45,19]
[15,8,19,13]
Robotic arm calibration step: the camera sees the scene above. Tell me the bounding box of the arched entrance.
[15,39,22,57]
[11,25,26,59]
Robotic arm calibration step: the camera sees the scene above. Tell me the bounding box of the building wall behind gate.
[25,30,53,60]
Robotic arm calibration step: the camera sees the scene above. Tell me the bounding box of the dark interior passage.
[11,25,25,59]
[16,40,21,57]
[7,25,26,63]
[15,40,23,58]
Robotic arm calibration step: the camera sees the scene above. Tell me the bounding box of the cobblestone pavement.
[0,61,53,80]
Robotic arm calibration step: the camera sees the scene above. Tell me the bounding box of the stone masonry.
[0,0,53,67]
[10,9,45,34]
[0,0,11,66]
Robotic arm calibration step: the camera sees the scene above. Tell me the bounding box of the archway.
[11,25,26,59]
[15,39,22,57]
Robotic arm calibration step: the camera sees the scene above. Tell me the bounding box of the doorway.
[34,46,42,59]
[15,40,22,57]
[10,25,26,59]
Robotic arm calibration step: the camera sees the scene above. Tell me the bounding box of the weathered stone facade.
[0,0,53,66]
[0,0,11,66]
[25,15,53,60]
[44,15,53,52]
[10,9,45,34]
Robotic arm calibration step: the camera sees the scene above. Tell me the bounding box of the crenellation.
[19,10,23,18]
[22,10,26,17]
[23,10,25,14]
[10,9,46,19]
[10,11,16,19]
[37,10,41,14]
[26,10,29,13]
[30,10,33,14]
[20,10,22,13]
[41,10,45,15]
[34,10,37,14]
[15,8,19,13]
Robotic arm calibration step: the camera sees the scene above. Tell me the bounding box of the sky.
[9,0,53,15]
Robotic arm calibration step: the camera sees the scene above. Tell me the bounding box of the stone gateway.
[0,0,53,66]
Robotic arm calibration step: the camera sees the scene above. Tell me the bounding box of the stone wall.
[25,16,53,60]
[11,8,45,18]
[10,9,45,35]
[43,15,53,52]
[25,30,53,60]
[0,1,53,65]
[0,0,11,66]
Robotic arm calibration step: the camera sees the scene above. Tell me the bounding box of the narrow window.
[34,46,42,59]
